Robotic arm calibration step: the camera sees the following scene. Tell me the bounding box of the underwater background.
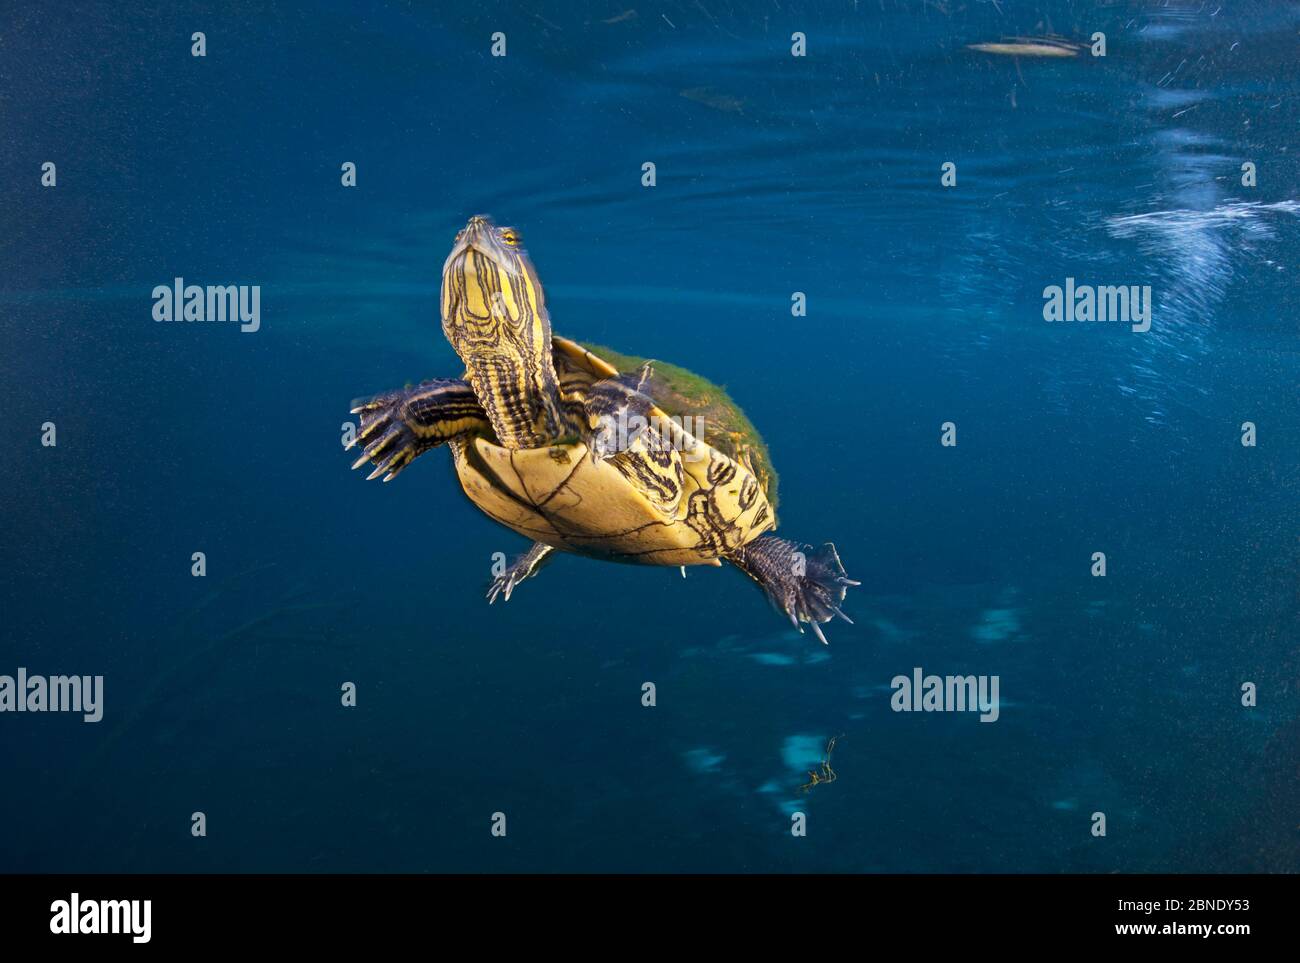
[2,0,1297,872]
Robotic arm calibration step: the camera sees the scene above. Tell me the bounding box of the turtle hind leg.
[487,542,556,605]
[727,536,860,644]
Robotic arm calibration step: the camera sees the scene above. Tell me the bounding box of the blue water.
[3,1,1297,872]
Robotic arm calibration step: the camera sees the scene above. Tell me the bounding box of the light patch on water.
[1145,87,1211,110]
[750,736,835,818]
[971,607,1022,644]
[854,682,899,699]
[682,748,725,774]
[684,627,833,667]
[1105,200,1299,334]
[1046,758,1128,819]
[1108,200,1299,235]
[872,618,908,643]
[749,653,796,666]
[781,734,827,773]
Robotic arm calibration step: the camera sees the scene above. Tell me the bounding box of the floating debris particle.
[967,36,1085,58]
[679,86,746,114]
[799,735,841,794]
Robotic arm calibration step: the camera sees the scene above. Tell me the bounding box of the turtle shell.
[571,340,779,512]
[447,336,778,567]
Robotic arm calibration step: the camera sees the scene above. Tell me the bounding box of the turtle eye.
[500,229,520,246]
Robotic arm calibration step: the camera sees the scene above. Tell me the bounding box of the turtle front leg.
[348,378,489,482]
[727,536,860,644]
[487,542,555,604]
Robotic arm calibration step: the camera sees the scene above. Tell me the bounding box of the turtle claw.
[348,391,420,483]
[486,569,523,605]
[734,537,859,645]
[487,543,556,605]
[790,543,858,644]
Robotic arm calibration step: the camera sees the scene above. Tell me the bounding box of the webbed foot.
[349,389,423,482]
[487,542,556,604]
[347,379,487,482]
[728,536,860,644]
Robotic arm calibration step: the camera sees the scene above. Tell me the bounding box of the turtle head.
[440,215,568,448]
[441,215,548,353]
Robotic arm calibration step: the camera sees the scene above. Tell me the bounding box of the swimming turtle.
[346,215,858,642]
